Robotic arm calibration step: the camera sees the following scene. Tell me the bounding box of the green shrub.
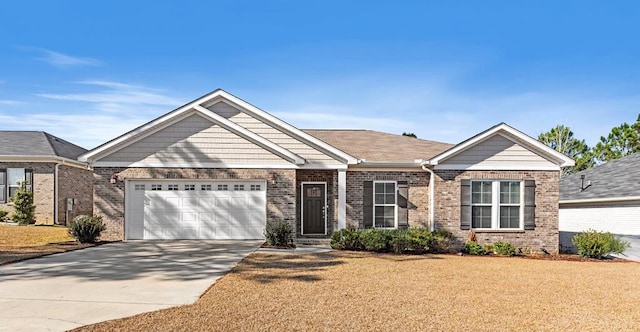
[464,241,486,255]
[404,228,432,253]
[359,229,393,252]
[330,227,363,250]
[0,210,8,222]
[10,181,35,225]
[264,219,294,248]
[390,230,411,254]
[428,228,454,253]
[572,229,630,259]
[492,242,516,256]
[68,215,106,243]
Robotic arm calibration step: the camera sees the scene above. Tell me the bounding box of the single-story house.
[0,131,93,225]
[559,152,640,253]
[79,89,573,253]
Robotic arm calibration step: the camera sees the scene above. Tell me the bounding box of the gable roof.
[304,130,453,163]
[79,89,358,165]
[424,123,575,169]
[560,153,640,202]
[0,131,87,160]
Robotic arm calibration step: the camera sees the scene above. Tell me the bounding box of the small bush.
[572,229,630,259]
[492,242,516,256]
[264,220,294,248]
[359,229,393,252]
[429,228,454,253]
[330,227,363,250]
[68,215,106,243]
[390,230,411,254]
[0,210,8,222]
[464,241,486,255]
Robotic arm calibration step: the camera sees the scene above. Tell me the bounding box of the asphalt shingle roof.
[303,129,453,163]
[0,131,87,160]
[560,152,640,201]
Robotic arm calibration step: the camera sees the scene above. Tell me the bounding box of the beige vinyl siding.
[101,113,289,164]
[441,134,556,167]
[208,102,342,164]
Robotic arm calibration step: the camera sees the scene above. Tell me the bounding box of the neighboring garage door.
[126,180,267,240]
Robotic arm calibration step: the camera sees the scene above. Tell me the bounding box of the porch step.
[295,238,332,247]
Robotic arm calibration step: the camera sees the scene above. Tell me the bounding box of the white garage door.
[126,180,266,240]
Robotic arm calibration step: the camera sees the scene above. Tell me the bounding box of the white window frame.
[373,180,397,229]
[470,180,524,230]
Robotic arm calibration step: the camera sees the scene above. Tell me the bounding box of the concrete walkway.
[0,240,262,332]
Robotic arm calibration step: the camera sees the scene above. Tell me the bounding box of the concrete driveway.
[613,235,640,262]
[0,240,262,332]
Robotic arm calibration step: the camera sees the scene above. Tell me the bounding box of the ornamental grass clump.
[264,219,294,248]
[68,215,106,243]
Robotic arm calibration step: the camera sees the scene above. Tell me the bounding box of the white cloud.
[0,113,148,149]
[0,100,22,105]
[0,80,187,148]
[255,75,640,146]
[40,49,102,67]
[37,80,183,114]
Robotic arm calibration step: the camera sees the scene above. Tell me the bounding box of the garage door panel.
[128,180,267,240]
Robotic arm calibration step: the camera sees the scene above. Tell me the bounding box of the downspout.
[421,164,435,232]
[54,163,60,225]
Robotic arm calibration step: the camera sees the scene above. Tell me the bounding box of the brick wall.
[93,167,296,241]
[433,170,560,254]
[345,170,430,229]
[0,162,55,224]
[57,165,94,225]
[296,170,337,236]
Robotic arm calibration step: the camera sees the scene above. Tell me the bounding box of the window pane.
[385,182,395,193]
[9,186,18,198]
[472,181,492,204]
[0,185,4,202]
[472,206,492,228]
[8,168,25,186]
[500,206,520,228]
[500,181,520,204]
[385,193,395,204]
[510,182,520,204]
[375,182,385,193]
[375,193,385,204]
[374,206,395,228]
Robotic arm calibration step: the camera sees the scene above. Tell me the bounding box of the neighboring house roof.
[424,123,575,170]
[0,131,87,160]
[560,152,640,202]
[304,129,453,163]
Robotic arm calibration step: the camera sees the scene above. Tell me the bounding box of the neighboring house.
[559,153,640,252]
[79,89,573,253]
[0,131,93,225]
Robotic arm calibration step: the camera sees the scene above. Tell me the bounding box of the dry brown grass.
[76,251,640,332]
[0,223,89,264]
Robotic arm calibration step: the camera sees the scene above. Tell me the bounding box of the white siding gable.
[207,101,342,165]
[101,113,290,165]
[439,134,557,169]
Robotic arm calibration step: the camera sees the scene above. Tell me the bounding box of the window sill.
[472,229,525,233]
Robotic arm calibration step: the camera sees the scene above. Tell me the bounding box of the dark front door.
[302,183,326,234]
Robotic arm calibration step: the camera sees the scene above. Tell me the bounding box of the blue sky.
[1,1,639,149]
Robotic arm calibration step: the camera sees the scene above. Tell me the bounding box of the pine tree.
[11,181,35,225]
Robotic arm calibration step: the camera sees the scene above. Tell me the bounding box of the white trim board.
[560,196,640,205]
[91,161,348,169]
[432,164,561,171]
